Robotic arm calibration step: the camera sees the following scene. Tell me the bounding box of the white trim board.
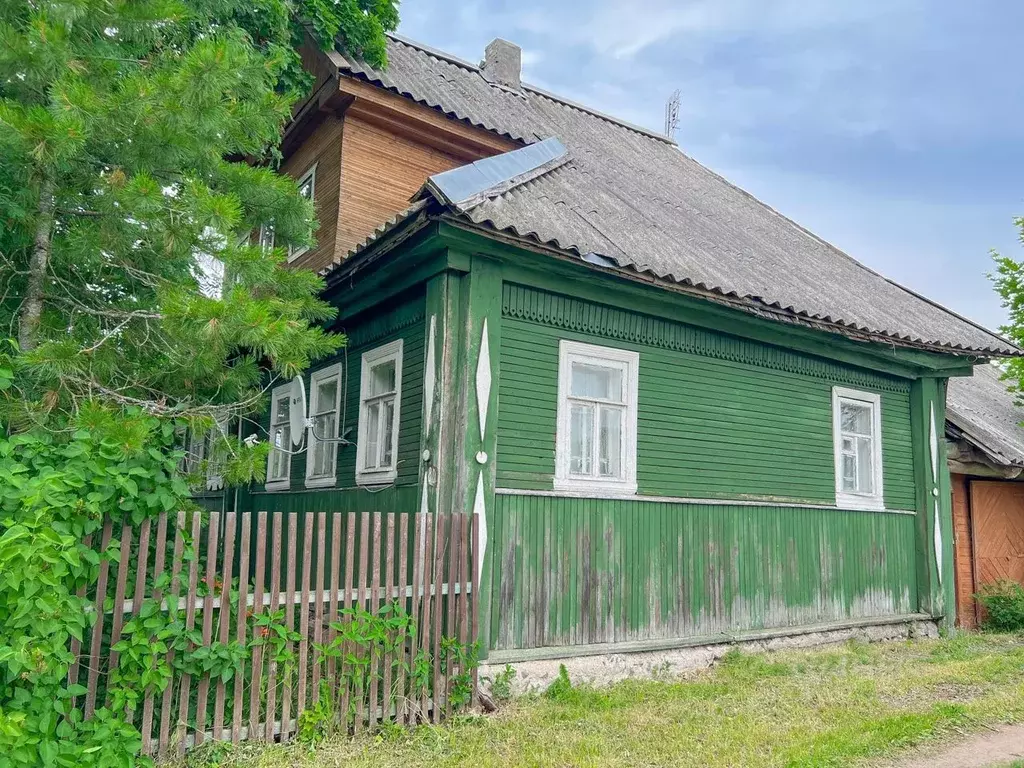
[494,487,915,516]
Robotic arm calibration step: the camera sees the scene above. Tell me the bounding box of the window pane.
[270,425,290,480]
[569,404,594,475]
[598,407,622,478]
[570,362,623,401]
[381,399,395,467]
[840,401,872,435]
[259,223,275,251]
[364,402,380,469]
[311,413,336,477]
[316,378,338,414]
[276,395,290,425]
[856,436,873,493]
[299,175,314,200]
[369,360,397,397]
[841,452,857,492]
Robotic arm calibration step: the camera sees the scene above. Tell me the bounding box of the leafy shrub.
[977,580,1024,631]
[486,664,517,703]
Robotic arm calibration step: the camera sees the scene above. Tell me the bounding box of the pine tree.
[0,2,397,763]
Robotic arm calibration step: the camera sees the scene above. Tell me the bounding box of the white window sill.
[305,475,337,490]
[553,477,638,496]
[835,492,886,512]
[265,479,291,492]
[356,468,398,486]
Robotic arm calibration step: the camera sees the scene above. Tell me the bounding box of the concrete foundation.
[480,617,940,695]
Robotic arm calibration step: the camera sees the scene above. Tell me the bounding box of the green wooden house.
[230,35,1018,669]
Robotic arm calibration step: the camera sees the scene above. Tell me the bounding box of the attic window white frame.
[355,339,403,485]
[832,387,885,511]
[554,340,639,495]
[305,363,343,489]
[288,164,317,262]
[265,383,292,492]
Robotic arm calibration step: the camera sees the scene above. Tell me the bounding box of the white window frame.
[832,387,885,511]
[288,164,317,262]
[305,363,343,489]
[355,339,404,485]
[265,383,292,491]
[554,340,639,495]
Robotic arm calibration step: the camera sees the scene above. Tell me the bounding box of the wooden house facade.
[209,34,1018,668]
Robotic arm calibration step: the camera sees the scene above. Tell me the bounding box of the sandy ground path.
[890,724,1024,768]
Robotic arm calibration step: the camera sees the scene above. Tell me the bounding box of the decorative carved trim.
[502,283,910,394]
[476,319,491,443]
[424,314,437,429]
[474,473,487,584]
[346,300,425,349]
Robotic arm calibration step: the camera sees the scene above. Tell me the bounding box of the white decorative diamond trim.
[475,319,491,443]
[424,314,436,430]
[933,501,943,586]
[929,403,938,485]
[474,473,487,584]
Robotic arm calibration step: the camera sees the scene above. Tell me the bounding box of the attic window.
[288,164,316,262]
[832,387,884,511]
[554,340,638,495]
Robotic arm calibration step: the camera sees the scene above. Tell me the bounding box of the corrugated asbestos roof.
[947,364,1024,467]
[330,34,1017,356]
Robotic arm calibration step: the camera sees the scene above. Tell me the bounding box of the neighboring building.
[224,33,1019,668]
[947,363,1024,628]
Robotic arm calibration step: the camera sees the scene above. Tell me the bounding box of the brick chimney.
[481,38,522,91]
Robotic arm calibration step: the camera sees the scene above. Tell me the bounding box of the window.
[306,363,342,488]
[182,418,227,492]
[258,222,275,252]
[288,165,316,261]
[356,339,403,484]
[266,384,292,491]
[832,387,884,510]
[555,340,639,494]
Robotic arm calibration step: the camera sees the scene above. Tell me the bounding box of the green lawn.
[182,634,1024,768]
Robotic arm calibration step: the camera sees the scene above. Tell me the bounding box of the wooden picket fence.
[68,509,479,756]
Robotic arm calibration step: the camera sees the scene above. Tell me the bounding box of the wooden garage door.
[971,481,1024,586]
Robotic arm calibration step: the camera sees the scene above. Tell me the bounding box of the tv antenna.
[664,89,680,139]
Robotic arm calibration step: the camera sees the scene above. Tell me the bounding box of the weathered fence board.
[70,509,477,756]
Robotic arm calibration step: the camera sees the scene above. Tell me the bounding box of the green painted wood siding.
[497,285,916,509]
[489,494,918,651]
[258,290,425,499]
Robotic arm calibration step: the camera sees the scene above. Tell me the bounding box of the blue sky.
[397,0,1024,333]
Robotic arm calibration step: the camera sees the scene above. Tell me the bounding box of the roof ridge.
[384,32,676,145]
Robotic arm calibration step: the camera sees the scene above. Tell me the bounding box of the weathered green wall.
[489,493,918,651]
[251,288,425,514]
[489,283,922,653]
[498,283,916,509]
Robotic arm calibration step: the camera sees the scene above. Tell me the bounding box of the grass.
[180,633,1024,768]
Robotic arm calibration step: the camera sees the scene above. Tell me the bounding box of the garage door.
[971,480,1024,586]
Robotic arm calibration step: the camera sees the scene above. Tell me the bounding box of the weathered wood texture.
[71,510,477,755]
[951,472,978,628]
[281,115,344,274]
[497,283,917,508]
[489,493,919,652]
[335,115,467,262]
[970,479,1024,589]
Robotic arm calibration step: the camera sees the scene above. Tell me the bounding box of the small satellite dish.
[289,375,306,447]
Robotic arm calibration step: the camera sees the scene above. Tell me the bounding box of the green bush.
[976,580,1024,631]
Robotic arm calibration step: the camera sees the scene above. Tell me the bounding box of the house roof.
[947,364,1024,468]
[328,34,1017,357]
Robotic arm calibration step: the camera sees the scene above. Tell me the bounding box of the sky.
[396,0,1024,333]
